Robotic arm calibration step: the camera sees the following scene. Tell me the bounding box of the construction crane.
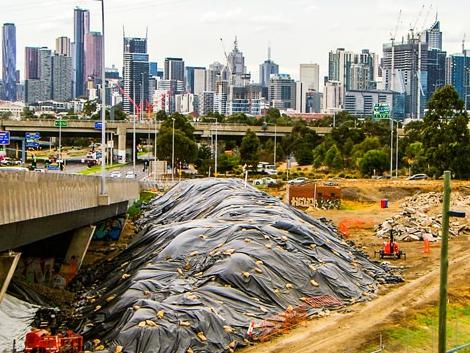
[410,4,425,38]
[389,9,402,92]
[116,82,141,115]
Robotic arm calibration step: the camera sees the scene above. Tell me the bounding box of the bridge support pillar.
[0,251,21,304]
[116,127,127,164]
[62,225,96,275]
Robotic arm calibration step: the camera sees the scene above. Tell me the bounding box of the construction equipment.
[375,229,406,260]
[24,330,83,353]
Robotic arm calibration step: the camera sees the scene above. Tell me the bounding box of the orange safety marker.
[423,239,430,254]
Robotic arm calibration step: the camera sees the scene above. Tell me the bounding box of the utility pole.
[438,171,451,353]
[395,120,399,177]
[274,124,277,165]
[99,0,106,195]
[390,118,393,177]
[171,117,175,182]
[215,119,218,176]
[132,84,136,174]
[417,33,422,120]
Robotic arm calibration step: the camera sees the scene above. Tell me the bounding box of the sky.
[1,0,469,83]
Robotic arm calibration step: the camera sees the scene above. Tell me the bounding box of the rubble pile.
[74,179,400,353]
[376,192,469,242]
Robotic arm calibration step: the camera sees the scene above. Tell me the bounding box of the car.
[407,173,428,180]
[34,168,46,173]
[265,169,278,176]
[125,171,137,179]
[253,177,277,186]
[110,171,122,178]
[288,177,308,185]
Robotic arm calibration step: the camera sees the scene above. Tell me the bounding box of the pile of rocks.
[376,192,469,242]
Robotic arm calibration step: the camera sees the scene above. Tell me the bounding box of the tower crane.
[389,9,402,92]
[219,37,232,83]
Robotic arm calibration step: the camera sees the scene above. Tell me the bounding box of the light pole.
[132,84,136,174]
[274,124,277,166]
[205,117,218,176]
[96,0,106,195]
[171,117,175,182]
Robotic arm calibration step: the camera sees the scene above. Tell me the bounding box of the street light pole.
[274,124,277,165]
[132,84,136,174]
[171,118,175,182]
[395,120,399,177]
[98,0,106,195]
[390,118,393,177]
[214,119,218,176]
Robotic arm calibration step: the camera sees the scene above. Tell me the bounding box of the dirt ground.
[243,179,470,353]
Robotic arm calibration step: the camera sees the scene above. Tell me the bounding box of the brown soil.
[243,179,470,353]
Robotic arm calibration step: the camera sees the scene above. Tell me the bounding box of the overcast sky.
[2,0,469,82]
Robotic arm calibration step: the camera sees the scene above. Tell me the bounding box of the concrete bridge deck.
[0,171,140,251]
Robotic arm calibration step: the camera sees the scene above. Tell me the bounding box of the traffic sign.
[0,131,10,145]
[373,103,391,119]
[94,121,103,129]
[54,120,68,128]
[26,132,40,139]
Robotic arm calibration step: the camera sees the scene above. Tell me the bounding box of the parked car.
[288,177,308,185]
[125,171,137,179]
[110,171,122,178]
[253,177,277,186]
[407,173,428,180]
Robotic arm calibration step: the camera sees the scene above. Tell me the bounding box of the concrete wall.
[0,172,139,225]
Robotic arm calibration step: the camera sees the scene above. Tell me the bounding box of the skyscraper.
[164,58,185,82]
[2,23,17,101]
[56,36,71,57]
[259,47,279,88]
[185,66,206,94]
[123,36,149,113]
[38,47,52,100]
[25,47,40,80]
[73,8,90,97]
[205,62,224,92]
[227,37,246,86]
[299,63,320,91]
[51,54,73,101]
[426,20,442,51]
[149,62,158,77]
[85,31,103,84]
[383,37,428,118]
[446,51,470,109]
[269,74,296,110]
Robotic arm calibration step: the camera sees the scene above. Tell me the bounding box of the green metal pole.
[438,170,451,353]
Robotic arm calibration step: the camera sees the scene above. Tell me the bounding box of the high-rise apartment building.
[383,37,428,118]
[299,63,320,91]
[2,23,17,101]
[84,31,103,84]
[56,36,71,57]
[193,68,206,95]
[149,62,158,77]
[268,74,296,110]
[205,62,224,92]
[323,81,343,114]
[38,48,52,100]
[73,8,90,97]
[51,54,73,101]
[227,37,246,86]
[185,66,205,93]
[259,47,279,88]
[426,20,442,51]
[25,47,40,80]
[445,51,470,109]
[123,36,149,113]
[164,58,185,82]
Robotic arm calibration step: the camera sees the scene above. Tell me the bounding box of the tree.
[1,111,13,119]
[359,149,389,176]
[194,144,213,175]
[421,85,470,178]
[21,107,35,119]
[296,144,314,165]
[162,113,195,140]
[218,154,240,174]
[83,100,97,117]
[240,130,260,167]
[404,142,426,174]
[155,110,168,122]
[324,144,344,170]
[156,127,198,163]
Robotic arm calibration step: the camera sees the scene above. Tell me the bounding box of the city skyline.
[1,0,469,83]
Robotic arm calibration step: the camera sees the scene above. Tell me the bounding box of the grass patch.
[359,305,470,353]
[78,163,128,175]
[127,191,158,219]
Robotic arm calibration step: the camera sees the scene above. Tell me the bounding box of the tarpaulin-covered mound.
[74,178,400,353]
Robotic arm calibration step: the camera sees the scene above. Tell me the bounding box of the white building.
[0,100,25,119]
[299,63,320,91]
[323,81,344,114]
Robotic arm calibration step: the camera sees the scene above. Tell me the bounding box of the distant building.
[123,36,149,113]
[445,51,470,109]
[205,62,224,92]
[25,47,40,80]
[105,65,120,80]
[149,62,158,77]
[299,63,320,91]
[84,31,103,85]
[185,66,205,93]
[56,36,71,57]
[164,57,185,82]
[427,48,446,100]
[259,47,279,88]
[344,89,393,116]
[227,37,246,86]
[157,79,184,94]
[426,20,442,51]
[227,84,263,115]
[25,79,44,105]
[51,54,73,101]
[305,90,322,113]
[73,8,90,97]
[323,81,343,114]
[198,91,215,116]
[39,48,52,100]
[2,23,17,101]
[269,74,296,110]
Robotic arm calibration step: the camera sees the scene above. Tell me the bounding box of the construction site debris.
[376,192,470,241]
[72,179,400,353]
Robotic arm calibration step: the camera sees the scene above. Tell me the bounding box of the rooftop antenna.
[145,26,148,41]
[234,36,238,51]
[268,43,272,61]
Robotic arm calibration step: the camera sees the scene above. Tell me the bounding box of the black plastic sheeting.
[73,178,400,353]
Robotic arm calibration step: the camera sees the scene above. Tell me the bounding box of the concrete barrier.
[0,171,140,225]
